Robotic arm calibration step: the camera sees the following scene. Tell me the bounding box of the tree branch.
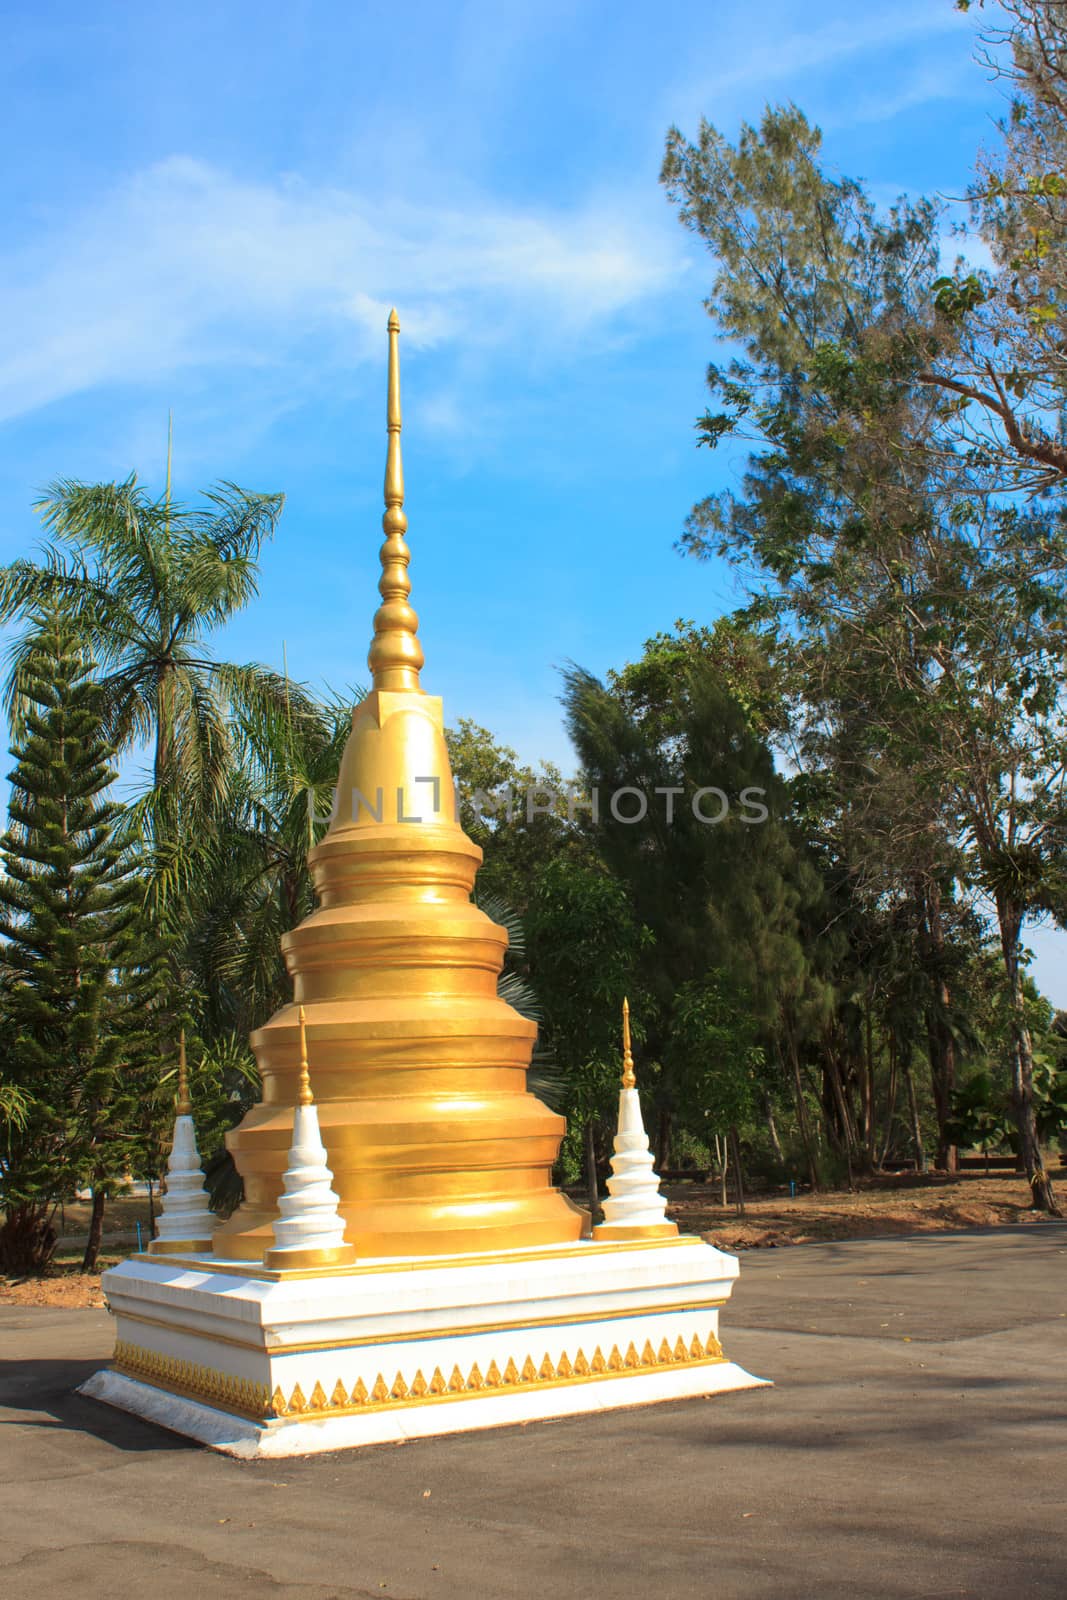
[916,368,1067,476]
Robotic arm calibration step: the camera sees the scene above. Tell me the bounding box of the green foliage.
[931,274,987,320]
[662,94,1067,1209]
[9,22,1067,1256]
[667,974,762,1136]
[0,618,156,1272]
[945,1072,1016,1153]
[948,1060,1067,1152]
[178,690,356,1043]
[473,887,567,1113]
[0,469,295,857]
[526,858,653,1123]
[1034,1059,1067,1143]
[446,718,595,910]
[565,624,819,1039]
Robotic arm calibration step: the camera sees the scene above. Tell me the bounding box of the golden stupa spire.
[621,998,636,1089]
[213,309,581,1263]
[177,1029,192,1115]
[296,1005,313,1107]
[368,309,424,692]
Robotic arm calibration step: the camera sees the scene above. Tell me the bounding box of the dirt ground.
[680,1169,1062,1251]
[0,1194,156,1310]
[2,1170,1060,1311]
[0,1263,115,1309]
[56,1195,156,1240]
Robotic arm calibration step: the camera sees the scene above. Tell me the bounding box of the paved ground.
[1,1225,1065,1600]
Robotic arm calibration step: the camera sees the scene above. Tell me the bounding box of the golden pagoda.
[86,313,762,1457]
[213,310,584,1261]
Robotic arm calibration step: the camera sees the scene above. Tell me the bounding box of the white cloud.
[0,157,686,425]
[829,56,978,130]
[671,2,970,121]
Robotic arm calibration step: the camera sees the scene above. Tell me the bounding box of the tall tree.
[563,624,820,1172]
[667,972,763,1208]
[927,1,1067,491]
[526,859,652,1216]
[446,718,593,910]
[662,105,1066,1212]
[0,468,294,851]
[178,689,355,1044]
[0,618,147,1273]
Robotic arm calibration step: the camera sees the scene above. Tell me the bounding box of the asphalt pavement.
[1,1224,1064,1600]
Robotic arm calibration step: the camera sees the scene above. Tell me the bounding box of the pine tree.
[0,617,144,1274]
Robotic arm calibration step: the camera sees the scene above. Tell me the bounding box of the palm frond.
[35,477,176,612]
[193,483,285,561]
[0,554,141,726]
[474,887,528,962]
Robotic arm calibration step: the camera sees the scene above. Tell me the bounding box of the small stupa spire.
[176,1028,191,1115]
[594,1000,678,1241]
[149,1033,214,1256]
[296,1006,313,1107]
[621,997,636,1089]
[265,1007,357,1269]
[368,309,424,693]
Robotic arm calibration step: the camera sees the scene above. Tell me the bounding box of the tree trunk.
[864,1000,877,1169]
[902,1055,927,1174]
[729,1126,745,1215]
[81,1188,107,1272]
[154,663,179,849]
[147,1178,156,1238]
[714,1133,729,1207]
[654,1106,672,1174]
[824,1048,858,1188]
[0,1203,57,1276]
[763,1093,785,1166]
[879,1032,900,1169]
[997,897,1060,1216]
[583,1119,600,1223]
[920,883,957,1172]
[784,1032,820,1191]
[926,1007,957,1172]
[155,667,175,794]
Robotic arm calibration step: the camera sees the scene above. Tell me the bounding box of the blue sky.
[1,1,1063,1002]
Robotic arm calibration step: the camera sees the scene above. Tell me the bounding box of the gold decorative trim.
[263,1243,358,1270]
[111,1329,726,1425]
[592,1223,680,1241]
[147,1239,214,1256]
[112,1341,271,1420]
[128,1232,705,1281]
[115,1296,727,1355]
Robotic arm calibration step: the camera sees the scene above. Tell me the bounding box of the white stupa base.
[82,1354,763,1457]
[80,1235,767,1457]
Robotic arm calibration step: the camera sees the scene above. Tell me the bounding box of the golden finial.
[368,308,425,693]
[297,1005,314,1107]
[621,997,636,1089]
[177,1029,192,1115]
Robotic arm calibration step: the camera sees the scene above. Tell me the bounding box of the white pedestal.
[80,1235,767,1457]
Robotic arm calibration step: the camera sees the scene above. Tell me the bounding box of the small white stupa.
[149,1031,214,1255]
[594,999,679,1241]
[264,1006,357,1270]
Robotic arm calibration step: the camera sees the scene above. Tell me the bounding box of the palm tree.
[473,887,566,1113]
[0,450,300,845]
[182,687,356,1040]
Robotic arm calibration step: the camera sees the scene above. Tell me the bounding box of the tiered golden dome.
[213,311,584,1261]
